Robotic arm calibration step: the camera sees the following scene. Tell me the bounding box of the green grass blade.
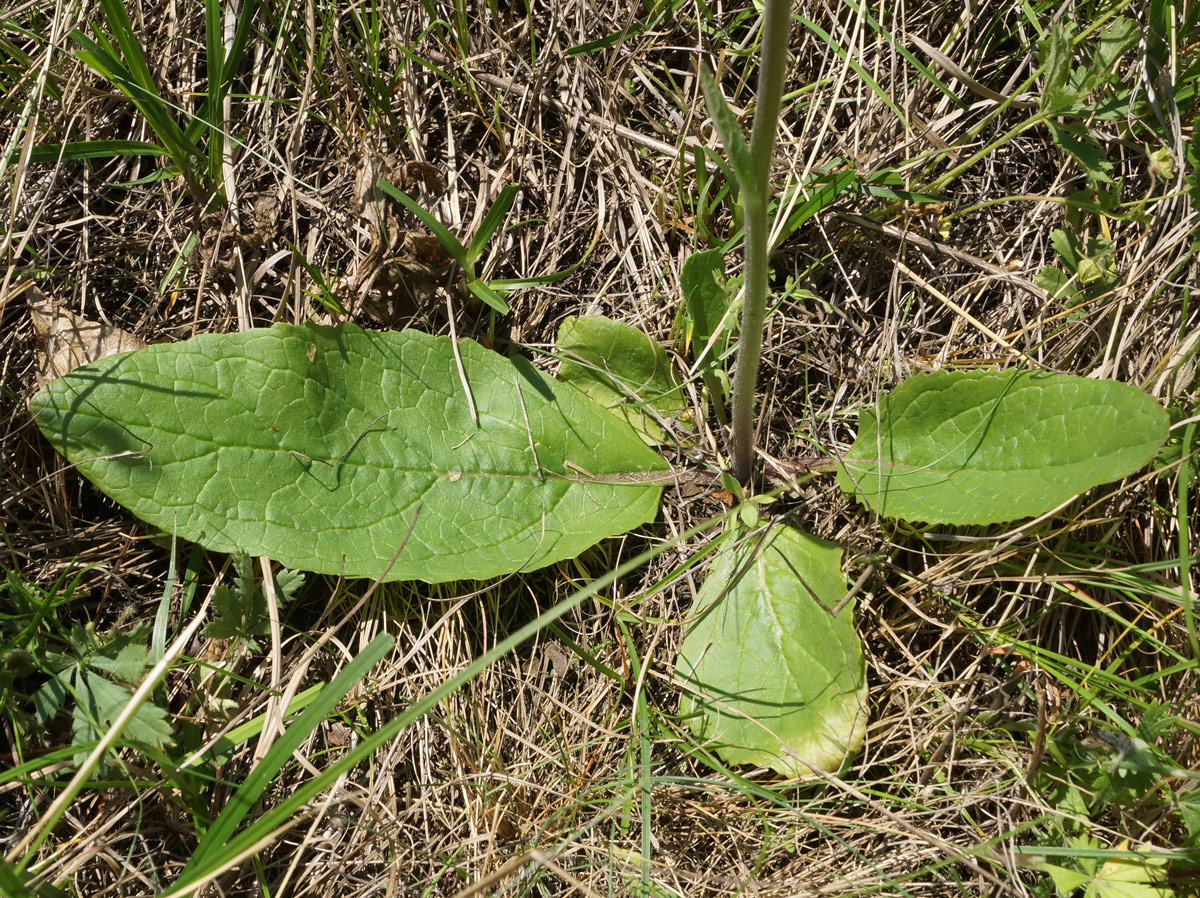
[465,278,511,314]
[796,15,905,123]
[1178,422,1199,661]
[178,632,394,878]
[770,169,859,250]
[465,184,520,265]
[203,0,225,192]
[488,272,572,290]
[161,516,723,898]
[70,30,201,173]
[0,860,66,898]
[14,140,169,163]
[376,179,468,269]
[96,0,159,103]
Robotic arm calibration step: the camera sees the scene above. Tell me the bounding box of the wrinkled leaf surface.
[838,370,1168,524]
[31,323,667,582]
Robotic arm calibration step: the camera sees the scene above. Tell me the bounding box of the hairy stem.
[729,0,791,484]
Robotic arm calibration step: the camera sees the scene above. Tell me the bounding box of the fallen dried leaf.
[27,284,145,391]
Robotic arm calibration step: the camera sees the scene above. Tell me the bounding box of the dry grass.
[2,0,1199,895]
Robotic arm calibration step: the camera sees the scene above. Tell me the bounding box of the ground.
[2,1,1199,896]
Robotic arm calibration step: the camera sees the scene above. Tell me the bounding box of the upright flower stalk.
[726,0,791,484]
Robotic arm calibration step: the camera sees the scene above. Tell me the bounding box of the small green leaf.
[555,315,684,442]
[465,184,520,265]
[18,140,170,163]
[72,668,173,758]
[698,64,756,194]
[86,625,152,682]
[1035,266,1076,303]
[31,676,67,727]
[465,278,511,314]
[677,524,867,776]
[0,860,68,898]
[202,553,300,652]
[1039,862,1093,896]
[1047,121,1114,183]
[31,323,667,583]
[1039,23,1085,112]
[1050,227,1081,266]
[680,249,734,364]
[837,370,1169,525]
[1090,18,1139,83]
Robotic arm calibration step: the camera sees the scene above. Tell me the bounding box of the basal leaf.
[677,524,867,776]
[31,323,668,583]
[838,369,1168,525]
[555,315,684,442]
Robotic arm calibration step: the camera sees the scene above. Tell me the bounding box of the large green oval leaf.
[30,322,668,582]
[837,369,1168,525]
[677,524,867,776]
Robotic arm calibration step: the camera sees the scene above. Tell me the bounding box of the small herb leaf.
[680,249,734,365]
[555,315,684,442]
[698,64,756,194]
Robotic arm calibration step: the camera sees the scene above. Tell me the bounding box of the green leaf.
[1039,23,1086,112]
[677,524,867,776]
[837,370,1169,525]
[555,315,684,443]
[31,676,67,727]
[72,668,173,758]
[680,249,733,364]
[1089,18,1139,85]
[86,625,152,682]
[698,64,756,194]
[376,181,468,269]
[275,567,305,602]
[465,278,511,314]
[180,632,394,880]
[1035,266,1077,302]
[31,323,667,583]
[203,553,303,652]
[770,170,860,251]
[1046,846,1174,898]
[465,184,520,265]
[1047,121,1114,183]
[1050,227,1082,266]
[1040,862,1094,896]
[18,140,171,164]
[69,29,200,177]
[0,861,67,898]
